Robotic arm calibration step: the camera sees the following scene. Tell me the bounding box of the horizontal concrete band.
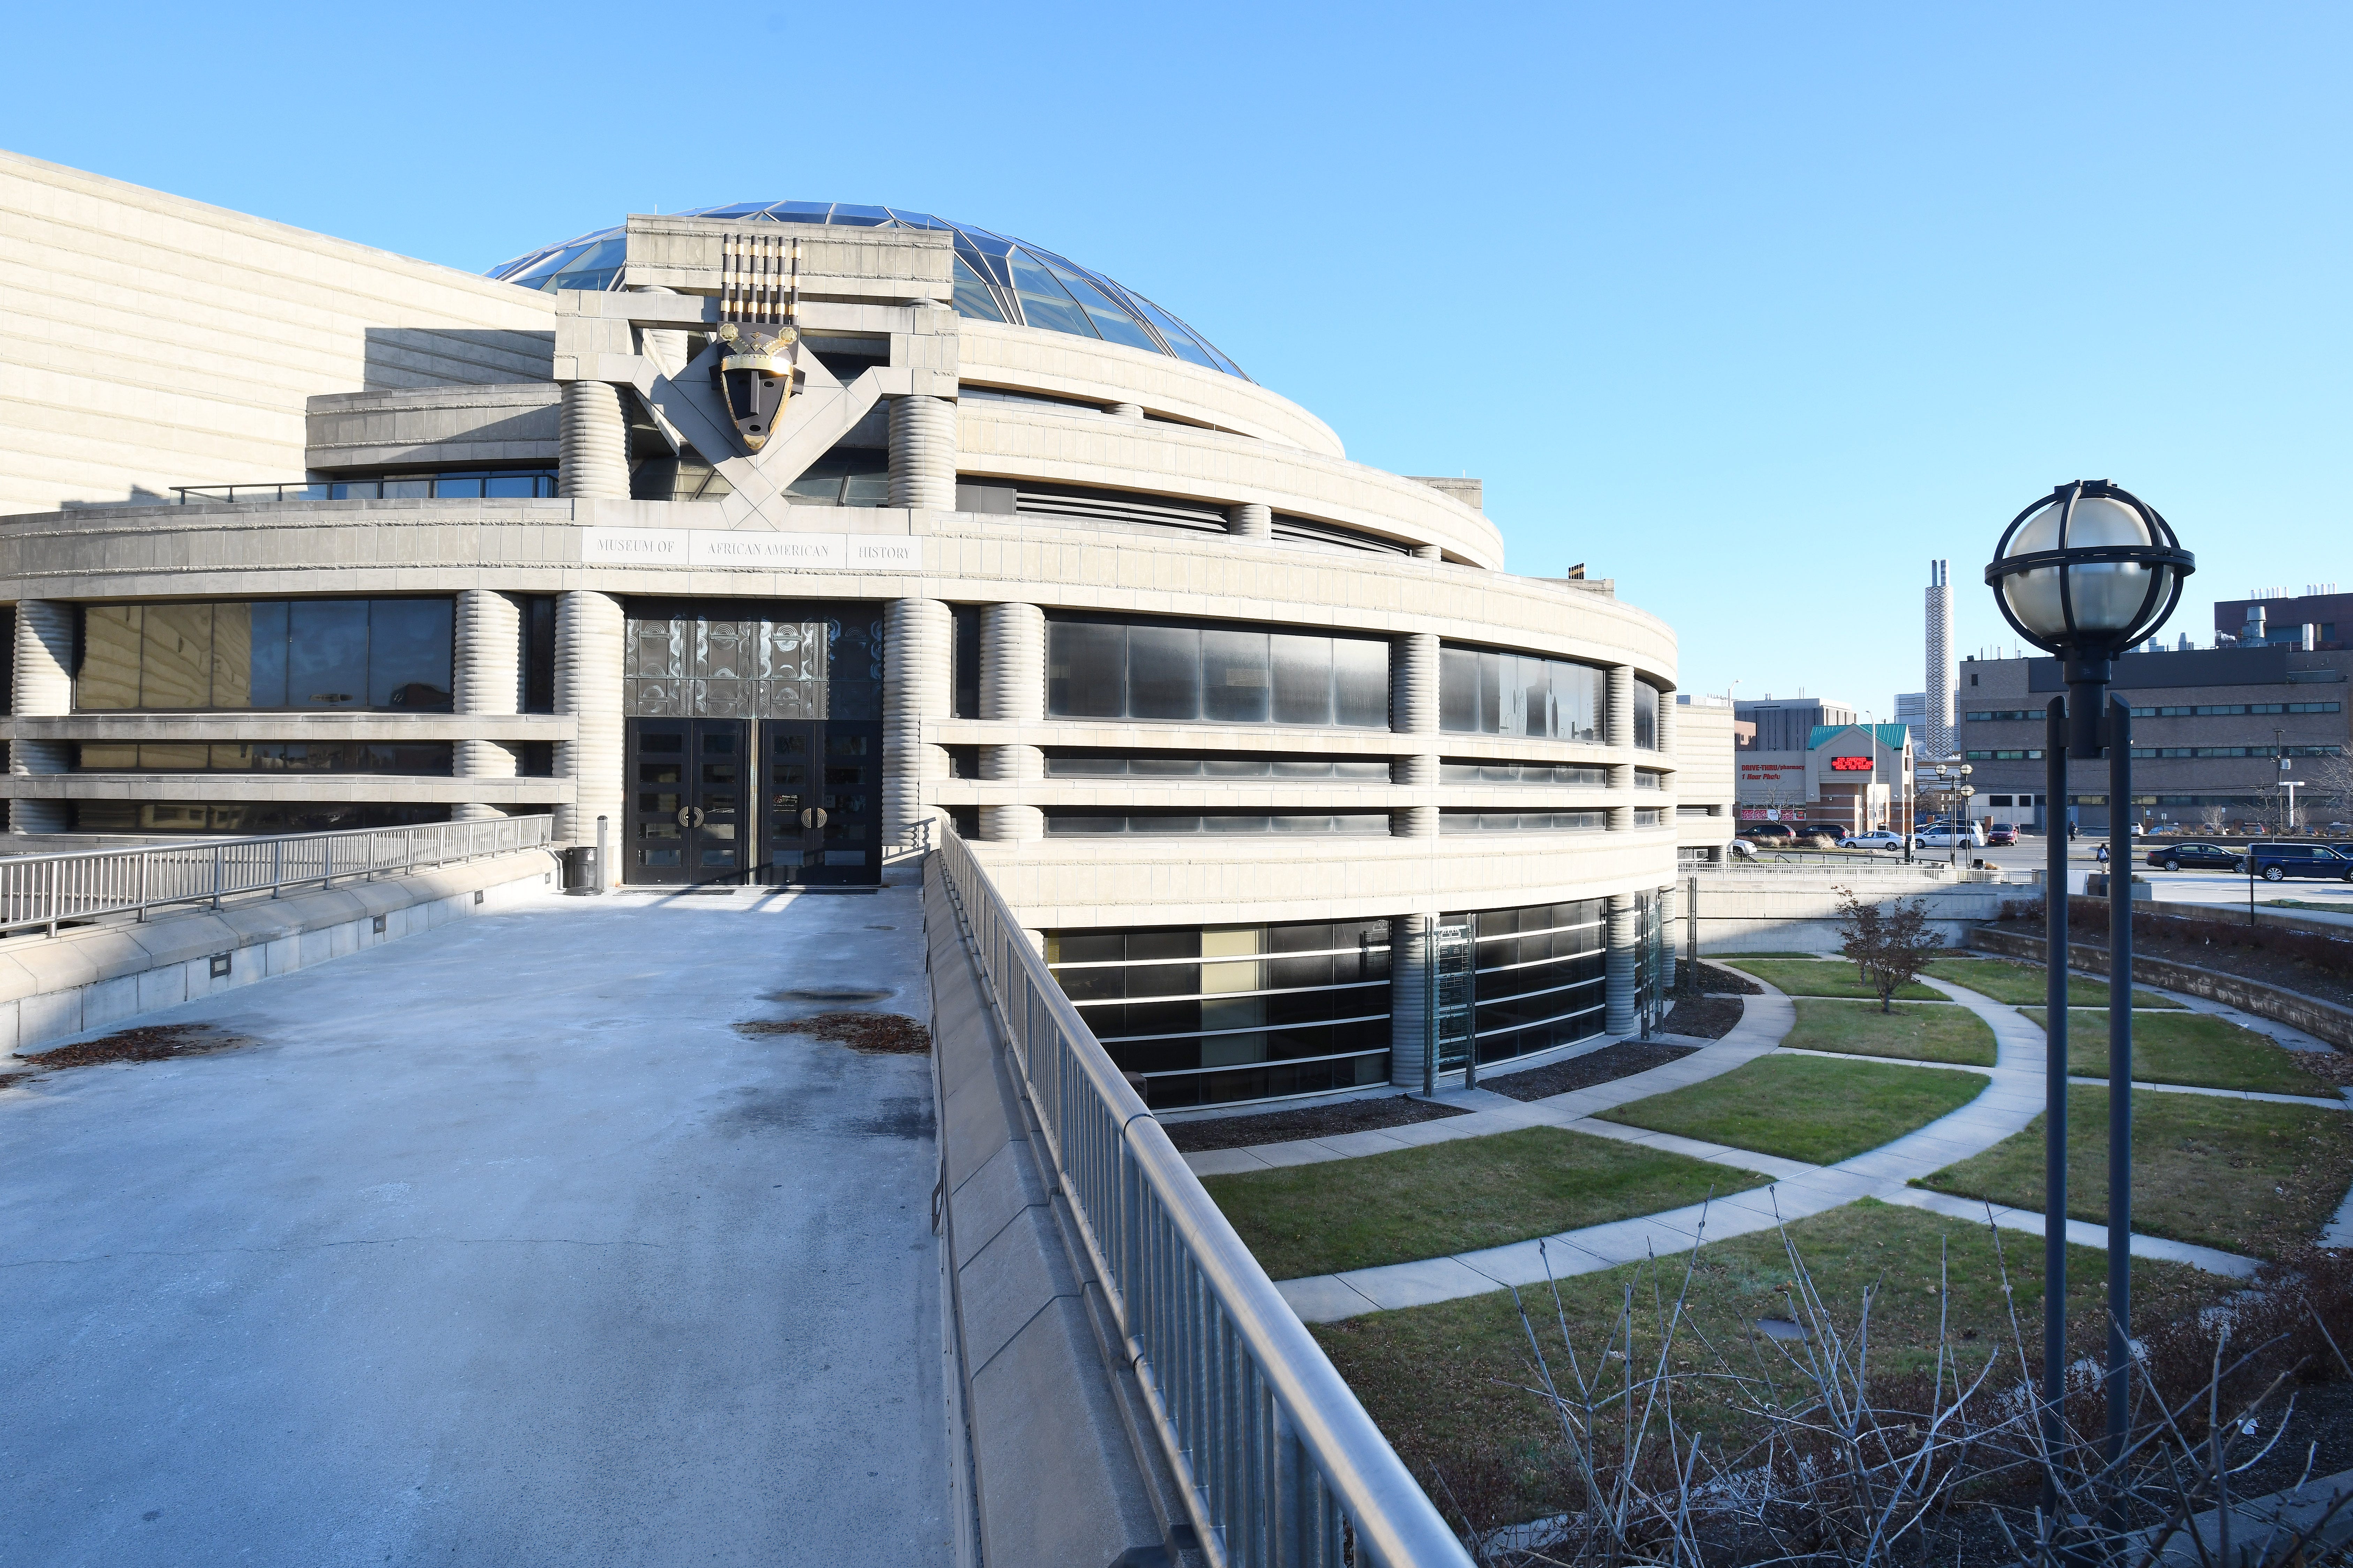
[0,714,576,742]
[0,777,572,804]
[0,849,559,1059]
[0,506,1676,687]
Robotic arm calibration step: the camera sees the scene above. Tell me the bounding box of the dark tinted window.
[1046,615,1388,729]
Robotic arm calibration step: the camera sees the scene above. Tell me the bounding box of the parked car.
[2239,842,2353,882]
[1838,830,1906,851]
[1801,823,1851,841]
[1912,823,1987,849]
[1725,837,1756,858]
[2145,842,2240,871]
[1738,823,1797,842]
[1985,823,2018,846]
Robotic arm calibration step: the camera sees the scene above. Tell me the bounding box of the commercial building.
[1735,697,1856,753]
[1735,722,1914,831]
[2216,586,2348,652]
[1955,642,2352,832]
[0,151,1732,1109]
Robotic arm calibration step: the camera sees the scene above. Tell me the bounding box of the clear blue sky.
[7,3,2344,712]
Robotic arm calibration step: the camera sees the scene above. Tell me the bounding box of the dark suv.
[1739,823,1796,843]
[2240,842,2353,881]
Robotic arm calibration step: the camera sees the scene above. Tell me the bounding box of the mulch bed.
[1696,962,1764,995]
[18,1023,249,1072]
[1660,994,1744,1039]
[2131,929,2353,1011]
[1163,1094,1472,1153]
[737,1011,932,1055]
[1483,1041,1700,1103]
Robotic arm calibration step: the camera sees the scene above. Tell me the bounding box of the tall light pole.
[1986,479,2194,1487]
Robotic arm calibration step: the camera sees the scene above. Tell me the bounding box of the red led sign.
[1829,756,1874,772]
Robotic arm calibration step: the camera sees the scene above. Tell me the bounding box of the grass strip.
[1311,1197,2226,1525]
[1915,1084,2353,1260]
[1596,1053,1987,1165]
[1923,959,2180,1010]
[1202,1127,1770,1280]
[2017,1007,2331,1096]
[1722,958,1942,1002]
[1782,999,1996,1066]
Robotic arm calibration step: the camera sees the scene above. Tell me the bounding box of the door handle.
[800,808,828,828]
[677,806,705,828]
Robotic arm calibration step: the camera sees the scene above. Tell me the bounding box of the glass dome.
[487,202,1247,380]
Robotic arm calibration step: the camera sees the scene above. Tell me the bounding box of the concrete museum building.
[0,151,1730,1109]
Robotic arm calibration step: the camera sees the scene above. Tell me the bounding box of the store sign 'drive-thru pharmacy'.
[579,528,924,571]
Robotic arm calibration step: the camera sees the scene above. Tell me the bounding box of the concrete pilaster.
[1412,544,1441,561]
[979,603,1044,843]
[555,590,624,878]
[452,590,521,822]
[1605,893,1639,1036]
[10,600,71,833]
[1391,632,1438,836]
[558,382,630,499]
[1225,502,1271,539]
[1107,402,1144,421]
[887,395,957,510]
[1608,663,1636,828]
[884,597,951,844]
[1388,913,1434,1089]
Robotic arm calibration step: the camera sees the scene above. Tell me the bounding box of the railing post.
[271,837,283,897]
[210,842,223,910]
[137,848,150,922]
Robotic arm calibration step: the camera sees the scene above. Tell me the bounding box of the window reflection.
[1438,645,1608,742]
[76,600,453,712]
[1046,615,1389,730]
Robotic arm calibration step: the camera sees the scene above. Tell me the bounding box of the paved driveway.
[0,883,946,1567]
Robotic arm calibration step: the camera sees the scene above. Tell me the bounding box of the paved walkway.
[0,883,948,1567]
[1268,965,2277,1323]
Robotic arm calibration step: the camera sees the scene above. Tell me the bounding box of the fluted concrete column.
[1657,691,1678,759]
[630,284,687,377]
[1607,663,1636,828]
[885,597,951,845]
[451,590,521,821]
[558,381,630,499]
[555,591,624,880]
[887,395,957,510]
[10,601,72,833]
[1225,502,1272,539]
[1660,884,1679,995]
[1388,914,1434,1089]
[1412,544,1441,561]
[979,603,1045,842]
[1391,632,1438,836]
[1107,402,1144,420]
[1605,893,1640,1036]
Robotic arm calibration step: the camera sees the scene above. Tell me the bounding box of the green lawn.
[1916,1085,2353,1259]
[1721,958,1943,1002]
[1311,1197,2227,1527]
[1597,1053,1987,1165]
[1783,999,1997,1066]
[1923,959,2181,1010]
[2017,1008,2332,1096]
[1201,1127,1771,1280]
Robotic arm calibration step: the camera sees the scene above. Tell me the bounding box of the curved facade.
[0,157,1735,1111]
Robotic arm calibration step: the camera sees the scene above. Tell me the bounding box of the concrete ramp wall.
[1687,866,2014,953]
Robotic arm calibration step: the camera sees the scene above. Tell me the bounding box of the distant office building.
[1894,690,1928,749]
[1923,560,1955,757]
[1954,642,2352,832]
[2216,585,2347,652]
[1735,697,1856,752]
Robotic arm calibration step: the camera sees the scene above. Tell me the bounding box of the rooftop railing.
[933,823,1472,1568]
[0,815,554,937]
[173,472,557,505]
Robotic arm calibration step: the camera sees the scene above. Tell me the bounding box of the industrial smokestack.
[1925,560,1954,758]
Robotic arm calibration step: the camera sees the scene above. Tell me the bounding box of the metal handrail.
[933,823,1472,1568]
[0,816,554,937]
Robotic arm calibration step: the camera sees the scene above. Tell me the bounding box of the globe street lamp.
[1984,480,2193,1479]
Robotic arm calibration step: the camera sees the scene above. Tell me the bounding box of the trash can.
[561,843,601,895]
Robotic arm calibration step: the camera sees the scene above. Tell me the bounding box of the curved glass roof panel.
[486,202,1246,378]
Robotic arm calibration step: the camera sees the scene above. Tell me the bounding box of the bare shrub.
[1834,890,1943,1013]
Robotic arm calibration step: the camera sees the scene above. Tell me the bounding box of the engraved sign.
[581,527,690,565]
[690,531,843,569]
[578,527,924,572]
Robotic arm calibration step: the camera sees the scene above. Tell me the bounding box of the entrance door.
[625,718,750,885]
[761,720,882,886]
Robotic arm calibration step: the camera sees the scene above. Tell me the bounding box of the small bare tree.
[2200,803,2229,833]
[2305,748,2353,831]
[1832,888,1941,1013]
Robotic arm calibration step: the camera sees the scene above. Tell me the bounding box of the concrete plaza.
[0,883,947,1567]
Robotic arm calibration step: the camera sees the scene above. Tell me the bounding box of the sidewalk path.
[1274,970,2267,1322]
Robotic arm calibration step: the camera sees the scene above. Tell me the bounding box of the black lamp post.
[1984,480,2193,1478]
